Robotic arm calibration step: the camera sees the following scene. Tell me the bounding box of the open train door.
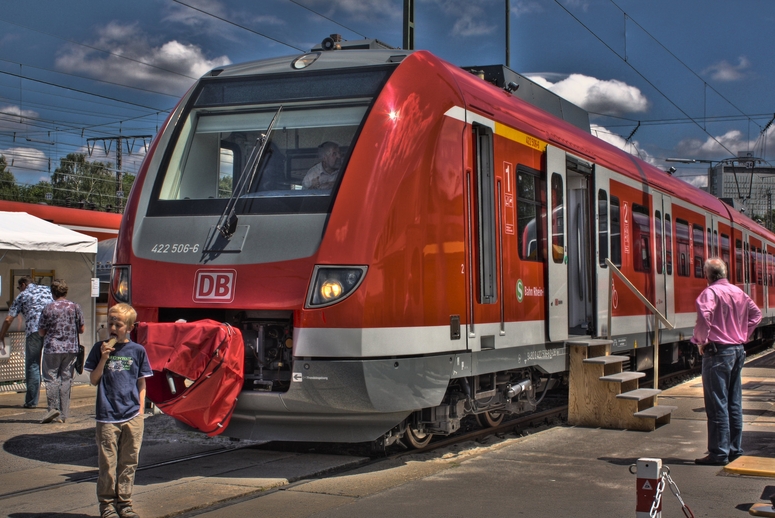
[546,145,568,342]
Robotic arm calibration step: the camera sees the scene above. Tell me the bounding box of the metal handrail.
[605,258,674,391]
[605,258,674,337]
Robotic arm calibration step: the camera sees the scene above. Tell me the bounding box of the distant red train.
[112,42,775,447]
[0,200,121,242]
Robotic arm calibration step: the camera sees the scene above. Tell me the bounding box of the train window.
[598,190,608,267]
[665,214,673,275]
[675,219,690,277]
[757,248,763,285]
[745,242,750,283]
[692,224,704,278]
[770,253,773,286]
[713,230,718,256]
[550,173,564,264]
[148,67,394,216]
[707,228,712,258]
[517,166,545,262]
[474,124,497,304]
[632,204,650,272]
[720,233,730,275]
[655,211,662,274]
[610,196,621,268]
[736,239,743,283]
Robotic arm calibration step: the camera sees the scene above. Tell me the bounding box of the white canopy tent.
[0,212,98,389]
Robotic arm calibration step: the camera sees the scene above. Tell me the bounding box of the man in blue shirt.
[0,276,55,408]
[85,303,152,518]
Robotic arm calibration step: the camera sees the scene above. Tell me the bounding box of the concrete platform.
[4,349,775,517]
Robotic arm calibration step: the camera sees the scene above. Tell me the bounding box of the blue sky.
[0,0,773,188]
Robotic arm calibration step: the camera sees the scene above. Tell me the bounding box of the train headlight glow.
[306,266,367,308]
[320,280,343,301]
[110,265,131,304]
[292,53,320,70]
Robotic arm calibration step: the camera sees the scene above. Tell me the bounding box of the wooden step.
[617,388,661,401]
[566,339,614,347]
[634,406,677,419]
[583,355,629,365]
[600,371,645,383]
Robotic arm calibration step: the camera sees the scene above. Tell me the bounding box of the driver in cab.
[302,141,341,190]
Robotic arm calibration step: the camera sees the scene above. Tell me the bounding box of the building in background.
[708,152,775,230]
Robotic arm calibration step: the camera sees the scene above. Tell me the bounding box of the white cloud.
[528,73,649,116]
[703,56,750,82]
[591,123,657,165]
[675,130,750,159]
[510,0,543,17]
[55,22,231,95]
[0,104,42,133]
[0,147,50,185]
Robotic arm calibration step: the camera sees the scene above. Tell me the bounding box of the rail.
[605,258,675,389]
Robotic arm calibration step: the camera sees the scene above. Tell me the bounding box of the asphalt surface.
[3,350,775,517]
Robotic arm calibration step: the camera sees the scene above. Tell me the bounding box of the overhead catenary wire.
[171,0,306,52]
[286,0,368,38]
[553,0,738,158]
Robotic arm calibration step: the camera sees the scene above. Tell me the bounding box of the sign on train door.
[546,145,568,342]
[652,192,674,328]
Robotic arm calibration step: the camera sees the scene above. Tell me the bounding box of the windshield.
[148,67,392,216]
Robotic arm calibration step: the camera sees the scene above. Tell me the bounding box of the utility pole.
[403,0,414,50]
[505,0,510,68]
[86,135,152,212]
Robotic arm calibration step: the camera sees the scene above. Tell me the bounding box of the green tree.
[0,155,21,201]
[51,153,118,209]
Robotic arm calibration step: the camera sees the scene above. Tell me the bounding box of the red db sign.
[193,270,236,303]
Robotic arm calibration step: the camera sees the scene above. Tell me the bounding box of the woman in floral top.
[38,279,85,423]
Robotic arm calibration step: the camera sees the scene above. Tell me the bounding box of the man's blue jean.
[701,344,746,461]
[24,333,43,407]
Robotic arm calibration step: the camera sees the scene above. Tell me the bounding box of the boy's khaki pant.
[96,415,145,512]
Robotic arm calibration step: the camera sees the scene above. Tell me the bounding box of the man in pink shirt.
[691,257,761,466]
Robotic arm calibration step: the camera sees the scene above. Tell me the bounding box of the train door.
[466,123,501,350]
[566,156,594,336]
[652,192,674,328]
[546,145,568,341]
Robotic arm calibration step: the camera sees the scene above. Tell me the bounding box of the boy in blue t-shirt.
[85,303,153,518]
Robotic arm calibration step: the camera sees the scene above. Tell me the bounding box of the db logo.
[193,270,236,303]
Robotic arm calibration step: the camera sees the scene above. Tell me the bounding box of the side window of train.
[692,224,704,278]
[745,242,750,284]
[720,233,730,276]
[736,239,743,283]
[550,173,564,264]
[610,196,622,268]
[517,165,544,262]
[757,248,763,285]
[665,214,673,275]
[632,203,650,272]
[675,219,690,277]
[655,210,663,274]
[473,124,497,304]
[598,190,608,267]
[713,230,718,256]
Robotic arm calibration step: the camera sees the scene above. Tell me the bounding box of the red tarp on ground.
[136,320,244,436]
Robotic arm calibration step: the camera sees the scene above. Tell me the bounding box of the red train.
[113,41,775,446]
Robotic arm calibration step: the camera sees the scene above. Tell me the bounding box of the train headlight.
[306,266,367,308]
[110,265,131,304]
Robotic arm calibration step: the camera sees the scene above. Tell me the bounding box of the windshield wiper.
[216,105,283,239]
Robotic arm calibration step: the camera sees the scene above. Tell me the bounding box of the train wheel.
[403,427,433,449]
[476,410,504,428]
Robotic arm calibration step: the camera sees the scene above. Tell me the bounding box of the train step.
[582,355,629,365]
[617,388,661,401]
[633,405,677,420]
[565,338,614,348]
[599,371,646,383]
